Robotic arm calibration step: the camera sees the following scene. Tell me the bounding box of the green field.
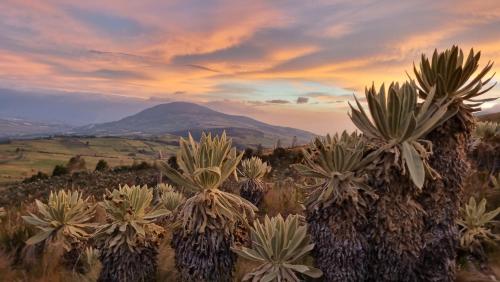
[0,136,179,184]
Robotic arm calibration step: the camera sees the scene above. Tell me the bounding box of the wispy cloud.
[266,99,291,104]
[185,64,220,73]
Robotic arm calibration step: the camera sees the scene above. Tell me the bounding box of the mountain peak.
[144,102,217,115]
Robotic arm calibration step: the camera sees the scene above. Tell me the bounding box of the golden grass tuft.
[260,179,304,218]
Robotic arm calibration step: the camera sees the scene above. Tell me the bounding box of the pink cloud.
[0,0,499,133]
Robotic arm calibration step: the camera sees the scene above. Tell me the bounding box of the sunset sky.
[1,0,500,134]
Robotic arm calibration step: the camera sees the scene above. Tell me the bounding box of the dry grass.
[457,259,500,282]
[260,178,304,218]
[156,230,178,281]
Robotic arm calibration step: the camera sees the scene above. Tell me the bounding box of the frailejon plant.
[77,247,102,281]
[238,156,271,205]
[492,173,500,190]
[293,131,376,281]
[349,81,451,281]
[232,214,322,282]
[349,81,450,189]
[470,121,500,171]
[161,132,257,281]
[412,46,496,128]
[0,207,6,221]
[153,183,175,205]
[22,190,95,269]
[412,46,496,281]
[458,197,500,258]
[159,188,185,213]
[95,184,169,282]
[474,121,500,140]
[157,183,175,193]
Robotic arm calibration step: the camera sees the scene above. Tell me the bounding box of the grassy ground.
[0,136,178,184]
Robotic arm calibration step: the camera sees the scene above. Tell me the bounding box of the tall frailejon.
[349,82,449,281]
[412,46,496,281]
[293,132,377,281]
[161,132,257,281]
[95,185,169,282]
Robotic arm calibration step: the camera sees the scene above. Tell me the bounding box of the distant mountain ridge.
[0,118,71,138]
[74,102,316,147]
[478,111,500,123]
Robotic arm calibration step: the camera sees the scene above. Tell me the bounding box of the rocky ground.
[0,168,161,207]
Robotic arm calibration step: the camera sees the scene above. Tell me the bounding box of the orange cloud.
[0,0,499,133]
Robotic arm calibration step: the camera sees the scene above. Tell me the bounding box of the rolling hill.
[75,102,316,148]
[0,136,179,184]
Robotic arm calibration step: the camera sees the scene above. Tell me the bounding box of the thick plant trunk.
[172,228,236,282]
[470,141,500,172]
[368,174,424,282]
[98,244,158,282]
[416,117,471,281]
[307,203,370,282]
[239,179,265,206]
[61,247,86,274]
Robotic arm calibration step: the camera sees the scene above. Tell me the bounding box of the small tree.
[167,156,180,171]
[242,147,254,159]
[256,144,264,156]
[66,156,86,173]
[291,135,298,148]
[23,171,49,183]
[94,160,109,172]
[52,165,68,177]
[275,138,282,149]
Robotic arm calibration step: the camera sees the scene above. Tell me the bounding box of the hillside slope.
[0,136,178,184]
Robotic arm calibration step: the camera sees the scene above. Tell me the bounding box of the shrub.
[242,147,254,159]
[23,172,49,183]
[167,156,180,171]
[131,161,152,170]
[66,156,86,173]
[94,160,109,172]
[52,165,69,177]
